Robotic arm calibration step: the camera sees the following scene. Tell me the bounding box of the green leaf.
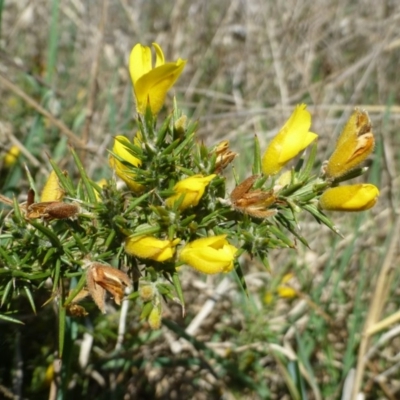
[70,147,97,203]
[1,280,13,307]
[298,141,318,181]
[23,286,37,314]
[48,159,76,197]
[252,135,262,175]
[29,220,62,248]
[172,272,185,308]
[52,257,62,293]
[58,284,66,357]
[140,301,153,320]
[64,272,86,306]
[0,313,24,325]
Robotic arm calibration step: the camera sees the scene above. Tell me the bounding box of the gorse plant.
[0,43,379,355]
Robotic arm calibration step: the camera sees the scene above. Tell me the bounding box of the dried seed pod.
[230,175,277,219]
[26,202,79,221]
[86,262,132,313]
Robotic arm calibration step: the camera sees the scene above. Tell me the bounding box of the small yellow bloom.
[3,145,20,167]
[129,43,186,115]
[41,170,65,202]
[319,184,379,212]
[148,304,162,330]
[325,109,374,179]
[262,104,318,176]
[179,235,238,274]
[166,174,216,211]
[264,273,297,304]
[125,235,180,262]
[109,135,143,193]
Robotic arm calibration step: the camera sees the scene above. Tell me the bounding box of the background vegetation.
[0,0,399,399]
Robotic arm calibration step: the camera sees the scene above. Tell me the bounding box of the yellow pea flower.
[179,235,238,274]
[325,109,374,179]
[41,170,65,202]
[264,273,297,304]
[3,145,20,167]
[109,135,143,193]
[262,104,318,176]
[165,174,216,211]
[129,43,186,115]
[125,235,180,262]
[319,184,379,212]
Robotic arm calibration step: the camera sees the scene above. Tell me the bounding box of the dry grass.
[1,0,400,399]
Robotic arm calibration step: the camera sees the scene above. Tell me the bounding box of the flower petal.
[134,60,186,115]
[262,104,317,176]
[319,184,379,212]
[129,44,152,84]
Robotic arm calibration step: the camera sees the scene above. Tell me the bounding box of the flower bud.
[325,109,374,179]
[165,174,216,211]
[139,284,156,302]
[319,184,379,212]
[148,305,162,330]
[125,235,180,262]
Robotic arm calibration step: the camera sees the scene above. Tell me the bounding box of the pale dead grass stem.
[80,0,108,162]
[0,73,86,149]
[351,218,400,399]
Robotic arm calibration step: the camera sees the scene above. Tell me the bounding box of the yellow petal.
[319,184,379,212]
[112,135,141,167]
[3,145,20,167]
[179,235,238,274]
[325,109,374,179]
[41,170,65,202]
[152,42,165,67]
[129,44,152,84]
[125,235,180,262]
[134,60,186,115]
[262,104,317,176]
[110,136,143,193]
[166,174,216,211]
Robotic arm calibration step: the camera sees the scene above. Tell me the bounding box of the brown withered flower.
[212,140,238,172]
[86,262,132,314]
[230,175,277,219]
[65,303,89,318]
[26,201,79,221]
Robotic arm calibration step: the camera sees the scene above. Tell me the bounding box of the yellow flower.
[179,235,238,274]
[325,109,374,179]
[319,184,379,212]
[3,145,20,167]
[262,104,318,176]
[165,174,216,211]
[264,273,297,304]
[109,135,143,193]
[41,170,65,202]
[129,43,186,115]
[125,235,180,262]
